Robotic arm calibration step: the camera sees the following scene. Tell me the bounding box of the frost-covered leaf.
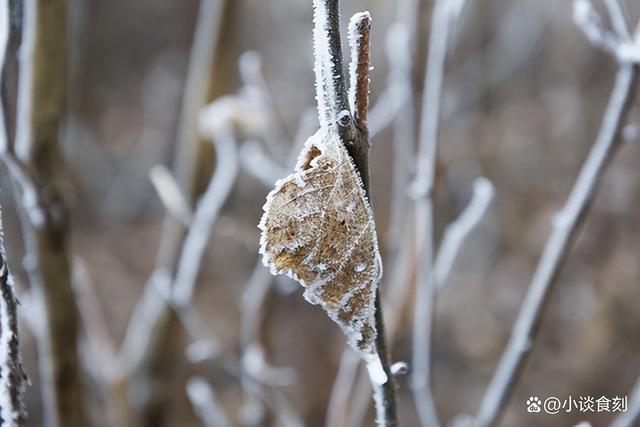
[258,128,386,384]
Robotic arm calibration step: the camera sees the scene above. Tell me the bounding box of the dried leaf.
[259,128,386,383]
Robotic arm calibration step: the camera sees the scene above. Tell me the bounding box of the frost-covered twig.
[475,12,640,426]
[171,123,239,306]
[603,0,631,40]
[0,229,25,427]
[118,1,227,423]
[311,3,397,425]
[186,377,231,427]
[238,261,301,426]
[149,165,193,227]
[434,178,494,293]
[312,0,350,132]
[573,0,620,56]
[239,140,288,188]
[238,51,291,160]
[385,24,415,250]
[411,1,462,426]
[325,350,360,427]
[72,260,133,427]
[5,0,86,425]
[0,11,24,425]
[348,12,371,129]
[573,0,640,62]
[135,121,239,358]
[610,377,640,427]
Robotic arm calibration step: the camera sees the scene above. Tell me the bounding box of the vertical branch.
[312,3,398,425]
[474,14,640,425]
[433,177,494,293]
[3,0,86,425]
[411,0,461,426]
[0,6,26,424]
[118,0,227,424]
[312,0,350,131]
[347,9,398,427]
[186,377,232,427]
[348,12,371,130]
[385,24,415,249]
[0,241,25,427]
[171,123,239,307]
[476,67,640,426]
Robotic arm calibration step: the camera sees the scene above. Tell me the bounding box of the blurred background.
[2,0,640,426]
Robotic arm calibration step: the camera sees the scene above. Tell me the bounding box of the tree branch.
[348,12,371,130]
[434,177,494,293]
[410,0,462,425]
[312,2,397,425]
[117,1,227,424]
[4,0,86,425]
[0,215,26,425]
[475,13,640,425]
[186,377,231,427]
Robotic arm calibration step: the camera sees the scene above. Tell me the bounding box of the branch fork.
[311,1,398,425]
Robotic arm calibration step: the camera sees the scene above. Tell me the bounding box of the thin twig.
[72,260,133,427]
[325,350,360,427]
[118,1,227,424]
[0,213,26,425]
[434,178,494,293]
[573,0,621,57]
[312,2,398,425]
[312,0,350,132]
[411,0,460,425]
[6,0,86,425]
[603,0,631,40]
[475,16,640,426]
[186,377,231,427]
[238,51,291,160]
[385,23,415,251]
[149,165,193,227]
[348,12,371,129]
[171,123,239,307]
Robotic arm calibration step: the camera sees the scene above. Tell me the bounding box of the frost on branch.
[348,12,372,127]
[312,0,350,131]
[258,129,386,385]
[0,213,26,426]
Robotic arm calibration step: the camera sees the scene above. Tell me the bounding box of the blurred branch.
[186,377,231,427]
[475,9,640,425]
[411,1,466,426]
[0,225,25,427]
[0,11,24,427]
[385,24,415,250]
[0,0,86,425]
[238,51,291,160]
[171,123,238,307]
[434,178,494,293]
[573,0,622,56]
[117,0,227,424]
[149,165,193,227]
[238,140,287,188]
[603,0,631,40]
[72,260,134,427]
[325,351,360,427]
[239,260,301,426]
